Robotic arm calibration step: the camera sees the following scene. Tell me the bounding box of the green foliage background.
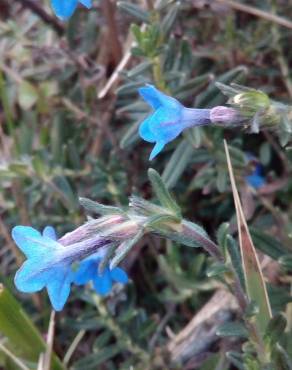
[0,0,291,369]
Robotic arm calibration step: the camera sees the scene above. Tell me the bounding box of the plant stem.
[181,221,223,261]
[14,0,64,35]
[182,221,248,310]
[152,56,167,91]
[93,295,150,363]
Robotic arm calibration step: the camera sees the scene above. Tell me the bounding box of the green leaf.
[206,262,229,277]
[157,220,209,249]
[273,344,292,370]
[145,213,181,229]
[126,61,153,78]
[72,344,122,369]
[118,2,149,22]
[79,197,125,216]
[250,227,286,260]
[279,254,292,271]
[51,175,77,210]
[195,66,247,108]
[18,81,38,110]
[227,235,245,291]
[129,195,166,217]
[216,222,230,254]
[161,140,194,189]
[0,284,64,370]
[216,165,227,193]
[110,231,143,269]
[0,71,15,136]
[216,322,248,338]
[224,140,272,336]
[148,168,181,218]
[264,313,287,346]
[160,1,181,36]
[120,120,140,149]
[226,351,245,370]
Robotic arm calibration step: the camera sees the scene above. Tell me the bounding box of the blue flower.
[138,85,211,160]
[74,253,128,295]
[245,154,266,189]
[12,226,74,311]
[51,0,92,20]
[245,163,266,189]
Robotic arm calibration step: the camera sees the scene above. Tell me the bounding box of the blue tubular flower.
[138,85,211,160]
[51,0,92,20]
[245,154,266,189]
[74,253,128,295]
[12,217,136,310]
[245,163,266,189]
[12,226,74,311]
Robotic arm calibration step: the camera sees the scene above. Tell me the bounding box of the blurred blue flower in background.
[74,253,128,295]
[12,226,74,311]
[138,85,211,160]
[51,0,92,20]
[245,154,266,189]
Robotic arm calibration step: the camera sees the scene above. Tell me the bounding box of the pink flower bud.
[210,106,239,124]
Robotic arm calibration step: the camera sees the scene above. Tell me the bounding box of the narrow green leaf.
[279,254,292,271]
[146,213,181,229]
[79,197,125,216]
[173,73,210,95]
[273,344,292,370]
[116,81,143,96]
[162,140,194,189]
[18,81,38,110]
[51,175,77,209]
[196,66,247,108]
[0,71,15,136]
[117,2,149,22]
[250,227,286,260]
[227,235,245,291]
[156,220,209,249]
[126,61,153,78]
[264,313,287,346]
[206,262,229,277]
[224,140,272,336]
[0,285,64,370]
[148,168,181,218]
[129,195,166,217]
[160,1,181,36]
[110,231,143,269]
[120,120,140,149]
[226,351,245,370]
[216,222,230,253]
[73,344,122,369]
[216,322,248,338]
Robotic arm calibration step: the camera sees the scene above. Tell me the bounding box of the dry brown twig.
[215,0,292,30]
[167,289,238,366]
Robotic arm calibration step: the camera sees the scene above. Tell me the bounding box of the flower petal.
[150,141,166,160]
[110,267,128,284]
[93,270,112,295]
[139,108,182,145]
[42,226,57,241]
[14,259,55,293]
[47,266,73,311]
[51,0,78,19]
[149,108,183,142]
[245,174,266,189]
[139,115,157,142]
[74,258,98,285]
[79,0,92,8]
[11,226,56,259]
[139,85,181,110]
